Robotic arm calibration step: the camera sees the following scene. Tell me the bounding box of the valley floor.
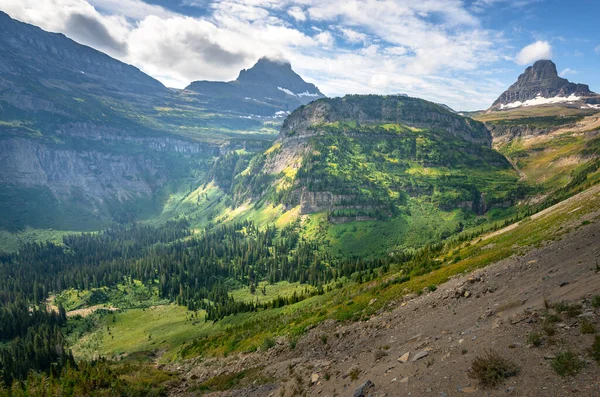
[172,190,600,396]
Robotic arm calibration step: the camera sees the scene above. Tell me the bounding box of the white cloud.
[314,31,335,47]
[385,47,408,56]
[338,27,366,43]
[515,40,552,65]
[0,0,518,109]
[559,68,576,78]
[88,0,175,19]
[287,6,306,21]
[471,0,539,13]
[0,0,131,56]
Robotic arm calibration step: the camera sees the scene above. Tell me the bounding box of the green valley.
[0,7,599,396]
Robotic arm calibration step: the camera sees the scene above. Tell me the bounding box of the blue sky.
[1,0,598,110]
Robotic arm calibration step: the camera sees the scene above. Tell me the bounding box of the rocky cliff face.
[0,123,219,230]
[0,138,160,202]
[485,123,570,144]
[492,60,595,109]
[281,95,492,145]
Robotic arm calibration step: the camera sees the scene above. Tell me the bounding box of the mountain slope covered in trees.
[203,95,522,258]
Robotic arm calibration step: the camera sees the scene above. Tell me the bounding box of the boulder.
[354,380,375,397]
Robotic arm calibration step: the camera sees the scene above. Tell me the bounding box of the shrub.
[580,319,596,335]
[349,368,361,381]
[551,352,584,377]
[544,313,561,324]
[591,335,600,363]
[261,337,275,351]
[527,332,543,347]
[468,351,519,387]
[543,322,556,337]
[374,349,388,361]
[553,302,582,318]
[592,295,600,308]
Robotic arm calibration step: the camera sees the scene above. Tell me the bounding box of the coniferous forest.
[0,218,395,391]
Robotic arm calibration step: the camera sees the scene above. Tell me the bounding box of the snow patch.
[278,87,320,98]
[581,104,600,110]
[500,94,581,109]
[297,91,320,97]
[278,87,296,96]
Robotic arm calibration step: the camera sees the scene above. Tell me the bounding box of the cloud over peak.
[2,0,577,110]
[515,40,552,65]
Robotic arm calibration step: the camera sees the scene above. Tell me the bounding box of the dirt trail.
[66,305,118,318]
[174,206,600,397]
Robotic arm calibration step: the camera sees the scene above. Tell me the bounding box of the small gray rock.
[354,380,375,397]
[411,350,429,361]
[578,311,594,318]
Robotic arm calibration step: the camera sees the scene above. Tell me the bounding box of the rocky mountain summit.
[185,57,324,117]
[491,60,597,109]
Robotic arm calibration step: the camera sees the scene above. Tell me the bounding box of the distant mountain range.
[0,9,598,255]
[0,11,324,235]
[184,57,325,117]
[0,11,325,132]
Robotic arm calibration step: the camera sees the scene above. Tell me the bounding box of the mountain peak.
[235,57,313,92]
[530,59,557,73]
[254,57,292,69]
[185,57,324,116]
[236,57,293,81]
[491,60,594,109]
[519,59,560,84]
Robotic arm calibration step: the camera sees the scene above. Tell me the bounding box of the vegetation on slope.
[1,92,599,394]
